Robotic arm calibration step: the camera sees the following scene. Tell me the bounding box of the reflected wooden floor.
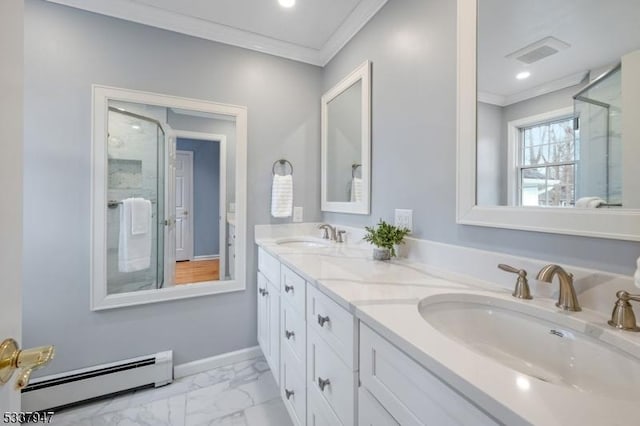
[175,259,219,285]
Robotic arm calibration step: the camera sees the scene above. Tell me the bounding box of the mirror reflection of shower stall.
[105,99,235,296]
[573,65,623,206]
[106,105,165,294]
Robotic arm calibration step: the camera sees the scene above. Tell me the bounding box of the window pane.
[521,164,575,207]
[520,117,576,166]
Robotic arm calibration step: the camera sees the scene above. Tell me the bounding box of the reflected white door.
[175,151,193,261]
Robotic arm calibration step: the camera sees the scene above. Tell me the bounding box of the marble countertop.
[255,224,640,426]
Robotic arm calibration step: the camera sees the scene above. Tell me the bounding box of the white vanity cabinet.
[280,265,308,425]
[257,248,280,385]
[228,223,235,279]
[359,324,498,426]
[307,285,358,426]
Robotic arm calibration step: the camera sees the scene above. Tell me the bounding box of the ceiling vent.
[506,36,570,64]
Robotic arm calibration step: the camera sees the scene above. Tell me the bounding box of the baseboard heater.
[21,350,173,412]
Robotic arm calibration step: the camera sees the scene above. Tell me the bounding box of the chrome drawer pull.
[258,288,264,296]
[318,377,331,391]
[317,315,330,327]
[285,389,295,400]
[285,330,295,339]
[284,284,294,293]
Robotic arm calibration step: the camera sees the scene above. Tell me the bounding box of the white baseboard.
[173,346,261,379]
[193,255,220,261]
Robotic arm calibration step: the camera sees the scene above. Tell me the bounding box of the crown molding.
[45,0,388,67]
[479,70,589,107]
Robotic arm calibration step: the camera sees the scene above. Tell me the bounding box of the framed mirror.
[91,85,247,310]
[457,0,640,241]
[321,60,371,214]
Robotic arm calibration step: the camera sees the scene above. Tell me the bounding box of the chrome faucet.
[318,224,337,241]
[536,264,581,311]
[608,291,640,331]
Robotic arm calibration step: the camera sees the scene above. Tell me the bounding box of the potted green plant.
[363,220,410,260]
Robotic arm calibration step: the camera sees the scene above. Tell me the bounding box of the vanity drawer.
[281,265,306,315]
[258,247,280,288]
[307,384,343,426]
[359,387,399,426]
[281,300,306,366]
[281,345,306,426]
[308,328,357,426]
[360,324,498,426]
[307,285,357,369]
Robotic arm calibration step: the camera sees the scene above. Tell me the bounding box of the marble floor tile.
[50,356,288,426]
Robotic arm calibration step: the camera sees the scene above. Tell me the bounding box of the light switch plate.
[394,209,413,232]
[293,206,303,222]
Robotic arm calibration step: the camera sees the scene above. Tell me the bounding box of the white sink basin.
[419,293,640,400]
[275,237,332,248]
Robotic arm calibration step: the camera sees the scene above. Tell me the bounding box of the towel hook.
[351,163,362,179]
[272,159,293,176]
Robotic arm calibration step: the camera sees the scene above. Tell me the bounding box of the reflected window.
[516,116,577,207]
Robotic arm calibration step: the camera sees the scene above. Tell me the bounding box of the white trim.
[91,85,248,310]
[174,346,261,379]
[173,129,227,279]
[479,71,588,107]
[44,0,388,67]
[193,255,220,261]
[456,0,640,242]
[321,60,371,215]
[506,107,574,205]
[176,149,194,261]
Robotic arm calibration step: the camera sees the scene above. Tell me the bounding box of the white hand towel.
[118,197,152,272]
[635,257,640,288]
[576,196,605,208]
[350,177,363,202]
[131,197,151,235]
[271,174,293,218]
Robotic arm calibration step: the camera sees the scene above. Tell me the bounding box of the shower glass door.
[106,103,165,294]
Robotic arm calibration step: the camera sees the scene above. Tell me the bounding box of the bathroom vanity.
[255,223,640,426]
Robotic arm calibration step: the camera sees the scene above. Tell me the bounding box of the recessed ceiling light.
[279,0,295,8]
[516,71,531,80]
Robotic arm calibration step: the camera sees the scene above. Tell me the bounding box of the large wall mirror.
[321,61,371,214]
[91,86,247,310]
[457,0,640,240]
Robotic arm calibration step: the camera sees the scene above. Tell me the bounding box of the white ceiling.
[45,0,388,66]
[478,0,640,104]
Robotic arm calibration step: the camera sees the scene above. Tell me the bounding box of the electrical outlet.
[293,206,303,223]
[394,209,413,232]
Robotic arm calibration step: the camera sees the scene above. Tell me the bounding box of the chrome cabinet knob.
[285,330,295,339]
[318,377,331,391]
[284,285,294,293]
[285,389,295,400]
[317,315,330,327]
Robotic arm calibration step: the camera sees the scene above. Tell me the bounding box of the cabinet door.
[267,279,280,386]
[257,272,270,361]
[308,385,343,426]
[359,387,399,426]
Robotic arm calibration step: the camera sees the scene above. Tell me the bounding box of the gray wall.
[176,138,221,257]
[23,0,322,375]
[476,101,505,205]
[322,0,640,275]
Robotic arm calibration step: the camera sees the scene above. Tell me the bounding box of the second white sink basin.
[419,293,640,400]
[275,237,332,248]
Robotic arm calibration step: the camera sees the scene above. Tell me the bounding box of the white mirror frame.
[457,0,640,241]
[321,60,371,214]
[91,85,248,310]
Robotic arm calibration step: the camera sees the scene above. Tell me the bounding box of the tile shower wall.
[106,109,162,294]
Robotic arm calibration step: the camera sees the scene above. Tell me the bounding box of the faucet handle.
[336,230,346,243]
[608,291,640,332]
[498,264,532,300]
[318,225,329,240]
